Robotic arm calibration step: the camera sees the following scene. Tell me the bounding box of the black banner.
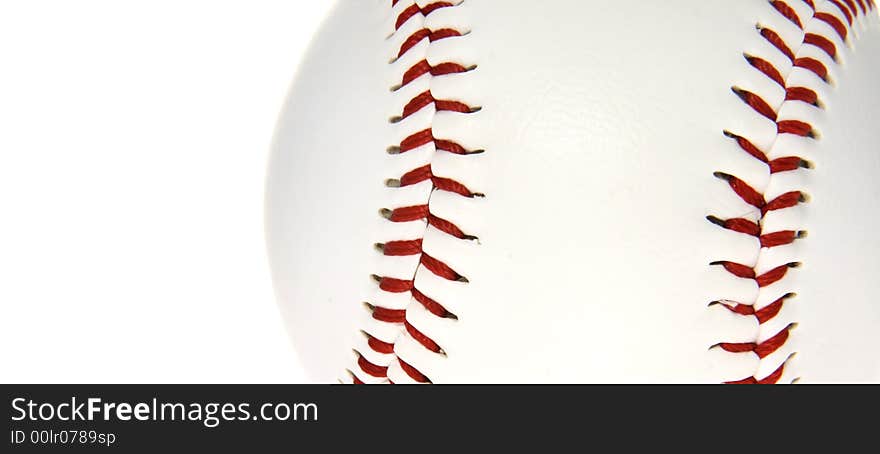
[2,385,875,451]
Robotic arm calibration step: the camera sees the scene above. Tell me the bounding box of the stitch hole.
[379,208,394,219]
[730,86,749,97]
[707,299,742,308]
[706,215,728,228]
[389,115,404,124]
[712,171,733,182]
[387,145,402,154]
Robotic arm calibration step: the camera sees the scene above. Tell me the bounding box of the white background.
[0,0,335,383]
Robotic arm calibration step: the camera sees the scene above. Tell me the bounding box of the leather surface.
[266,0,880,383]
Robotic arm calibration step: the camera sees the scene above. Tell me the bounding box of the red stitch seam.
[351,0,477,384]
[711,0,873,384]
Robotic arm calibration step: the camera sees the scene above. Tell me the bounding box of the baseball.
[266,0,880,383]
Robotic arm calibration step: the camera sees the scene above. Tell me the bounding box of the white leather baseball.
[266,0,880,383]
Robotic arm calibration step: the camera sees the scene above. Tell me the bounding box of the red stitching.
[368,303,407,323]
[384,204,430,222]
[712,293,795,325]
[405,320,443,353]
[377,276,414,293]
[367,333,396,354]
[713,323,795,358]
[710,261,800,288]
[399,60,472,89]
[707,215,761,236]
[759,28,796,62]
[713,0,873,384]
[354,0,476,384]
[724,360,788,384]
[429,213,474,239]
[760,230,805,248]
[397,90,475,121]
[374,0,874,385]
[398,358,432,383]
[380,239,423,257]
[398,28,462,58]
[804,33,837,59]
[771,0,804,28]
[412,288,457,320]
[829,0,854,25]
[391,164,483,198]
[420,252,466,281]
[794,57,829,82]
[785,86,820,107]
[707,215,806,249]
[777,119,816,137]
[381,205,475,239]
[394,128,479,155]
[357,353,389,378]
[770,155,811,173]
[713,172,807,215]
[394,2,454,30]
[746,54,786,85]
[732,87,777,120]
